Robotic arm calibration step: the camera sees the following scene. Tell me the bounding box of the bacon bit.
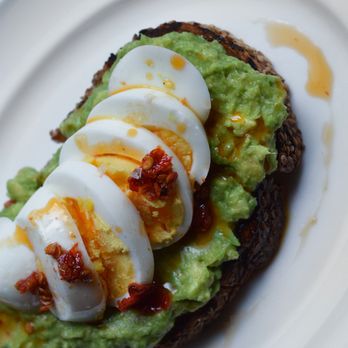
[118,282,172,315]
[15,272,53,313]
[4,200,16,208]
[128,147,178,201]
[45,243,93,283]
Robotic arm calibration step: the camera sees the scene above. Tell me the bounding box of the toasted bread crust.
[50,21,303,347]
[137,21,303,174]
[157,176,283,348]
[139,22,303,348]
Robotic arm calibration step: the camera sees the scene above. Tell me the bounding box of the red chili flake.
[24,322,35,335]
[118,282,172,315]
[128,147,178,201]
[45,243,93,283]
[49,128,67,143]
[15,271,53,313]
[4,200,16,208]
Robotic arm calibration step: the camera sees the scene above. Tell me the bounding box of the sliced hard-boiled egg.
[17,186,106,322]
[0,217,39,311]
[87,88,211,184]
[44,161,154,305]
[108,45,211,123]
[59,119,193,249]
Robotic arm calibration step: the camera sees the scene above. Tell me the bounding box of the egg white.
[59,119,193,249]
[45,160,154,304]
[0,217,39,311]
[109,45,211,123]
[87,88,211,184]
[17,186,106,322]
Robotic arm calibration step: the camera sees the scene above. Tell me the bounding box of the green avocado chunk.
[38,148,61,185]
[7,168,40,203]
[211,175,257,222]
[0,31,287,348]
[0,168,40,220]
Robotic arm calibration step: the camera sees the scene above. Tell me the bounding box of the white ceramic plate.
[1,0,348,347]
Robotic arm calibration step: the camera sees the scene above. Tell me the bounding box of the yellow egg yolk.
[29,197,135,301]
[76,137,186,247]
[63,198,134,300]
[145,126,192,174]
[0,226,33,251]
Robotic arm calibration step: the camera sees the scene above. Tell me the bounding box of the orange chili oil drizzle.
[118,282,172,315]
[15,272,53,313]
[45,242,93,283]
[128,147,178,201]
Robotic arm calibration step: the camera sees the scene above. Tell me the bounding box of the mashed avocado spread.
[0,32,287,348]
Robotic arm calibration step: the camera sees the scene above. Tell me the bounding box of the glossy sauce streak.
[266,22,333,99]
[87,116,114,124]
[111,85,199,117]
[14,227,33,250]
[300,216,318,239]
[322,121,334,167]
[76,134,144,160]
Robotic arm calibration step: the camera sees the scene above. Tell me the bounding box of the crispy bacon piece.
[15,271,53,313]
[118,282,172,315]
[128,147,178,201]
[45,243,93,283]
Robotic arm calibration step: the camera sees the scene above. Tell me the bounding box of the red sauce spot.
[15,272,53,312]
[192,183,213,233]
[45,243,93,283]
[24,322,35,335]
[118,282,172,315]
[4,200,16,208]
[128,147,178,201]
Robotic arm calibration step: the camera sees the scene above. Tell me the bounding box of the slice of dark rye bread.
[50,21,304,348]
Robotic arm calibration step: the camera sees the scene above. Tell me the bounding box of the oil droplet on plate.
[266,22,333,99]
[300,216,318,239]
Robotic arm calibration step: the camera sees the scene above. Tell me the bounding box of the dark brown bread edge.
[51,21,303,174]
[50,21,304,347]
[137,21,304,174]
[157,176,283,348]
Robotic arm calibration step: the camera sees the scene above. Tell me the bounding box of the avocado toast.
[0,21,303,348]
